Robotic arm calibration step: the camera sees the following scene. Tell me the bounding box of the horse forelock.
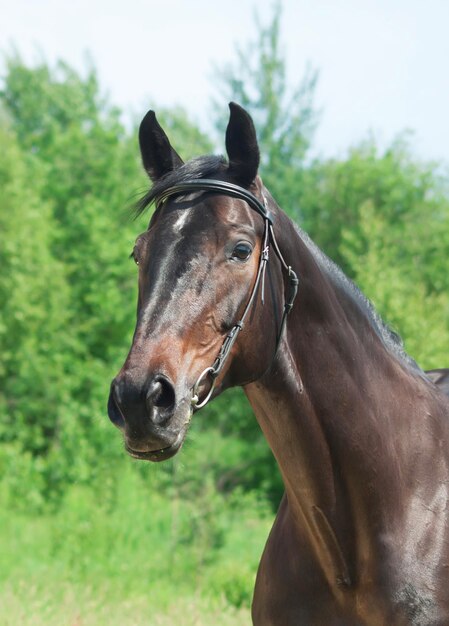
[136,155,227,218]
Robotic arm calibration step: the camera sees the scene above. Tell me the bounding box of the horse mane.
[136,155,227,217]
[297,227,422,372]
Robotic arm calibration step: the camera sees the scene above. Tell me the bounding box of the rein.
[154,179,299,409]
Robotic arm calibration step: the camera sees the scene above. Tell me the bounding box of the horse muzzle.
[107,372,191,462]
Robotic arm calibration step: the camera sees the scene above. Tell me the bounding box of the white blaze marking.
[173,209,191,232]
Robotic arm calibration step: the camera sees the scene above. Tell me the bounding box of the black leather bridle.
[154,179,299,409]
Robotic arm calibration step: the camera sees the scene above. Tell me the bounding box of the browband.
[154,179,274,224]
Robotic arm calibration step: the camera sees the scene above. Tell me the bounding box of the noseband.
[154,179,299,409]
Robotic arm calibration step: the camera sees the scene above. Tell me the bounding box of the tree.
[212,2,319,218]
[340,198,449,369]
[301,136,449,282]
[0,123,70,456]
[301,135,449,368]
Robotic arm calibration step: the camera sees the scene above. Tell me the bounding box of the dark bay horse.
[108,103,449,625]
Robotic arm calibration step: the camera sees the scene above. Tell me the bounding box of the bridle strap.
[152,178,298,409]
[155,179,274,223]
[191,217,271,408]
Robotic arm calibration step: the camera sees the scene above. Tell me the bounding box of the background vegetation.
[1,7,449,625]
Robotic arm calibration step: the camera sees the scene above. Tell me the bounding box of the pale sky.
[2,0,449,162]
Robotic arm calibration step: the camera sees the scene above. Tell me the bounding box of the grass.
[0,462,271,625]
[0,585,250,626]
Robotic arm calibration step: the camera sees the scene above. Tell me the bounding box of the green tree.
[340,199,449,369]
[301,137,449,283]
[0,123,71,452]
[212,2,319,217]
[300,135,449,368]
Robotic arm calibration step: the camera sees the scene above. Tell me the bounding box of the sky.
[2,0,449,163]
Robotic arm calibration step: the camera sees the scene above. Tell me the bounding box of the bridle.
[154,179,299,409]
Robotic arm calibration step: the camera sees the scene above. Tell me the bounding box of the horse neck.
[244,202,431,589]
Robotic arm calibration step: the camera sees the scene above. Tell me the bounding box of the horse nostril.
[146,375,176,414]
[108,380,125,428]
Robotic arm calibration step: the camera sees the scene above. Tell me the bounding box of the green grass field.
[1,587,250,626]
[0,464,271,625]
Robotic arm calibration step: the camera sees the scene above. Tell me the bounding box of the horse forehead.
[167,194,255,234]
[212,195,256,225]
[172,209,191,233]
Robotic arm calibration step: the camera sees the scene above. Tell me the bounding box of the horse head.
[107,104,290,462]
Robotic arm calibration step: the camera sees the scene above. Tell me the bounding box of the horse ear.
[225,102,260,186]
[138,110,184,182]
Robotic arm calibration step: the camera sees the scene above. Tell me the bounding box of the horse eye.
[231,242,252,261]
[129,250,139,265]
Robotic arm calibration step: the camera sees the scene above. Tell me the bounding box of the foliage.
[0,467,270,624]
[301,137,449,367]
[302,136,449,281]
[0,124,71,459]
[212,2,319,217]
[339,195,449,369]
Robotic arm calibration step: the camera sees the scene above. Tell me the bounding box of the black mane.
[297,227,422,372]
[136,155,227,217]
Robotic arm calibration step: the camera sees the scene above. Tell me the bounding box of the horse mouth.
[125,426,188,463]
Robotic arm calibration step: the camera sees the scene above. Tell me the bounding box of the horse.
[108,103,449,625]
